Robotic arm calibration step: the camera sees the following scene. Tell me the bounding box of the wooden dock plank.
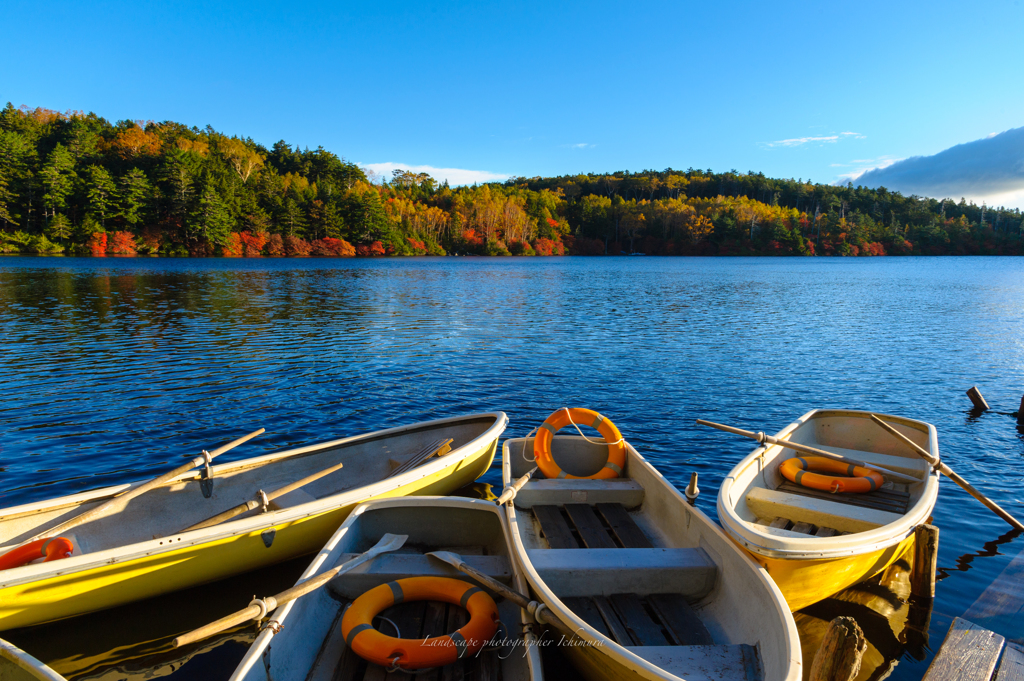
[592,595,634,645]
[563,596,612,639]
[596,502,653,548]
[997,642,1024,681]
[565,504,617,549]
[964,546,1024,622]
[533,505,579,549]
[647,593,714,645]
[921,617,1005,681]
[610,593,671,646]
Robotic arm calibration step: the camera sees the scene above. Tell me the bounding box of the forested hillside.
[1,104,1021,257]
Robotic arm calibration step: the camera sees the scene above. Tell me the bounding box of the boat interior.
[506,435,790,681]
[724,412,934,539]
[243,499,535,681]
[0,416,497,557]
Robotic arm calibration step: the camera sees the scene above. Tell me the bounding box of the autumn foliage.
[356,241,386,257]
[89,232,107,256]
[108,231,137,255]
[310,237,355,256]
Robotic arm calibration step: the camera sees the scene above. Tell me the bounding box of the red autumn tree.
[89,232,107,256]
[108,231,137,255]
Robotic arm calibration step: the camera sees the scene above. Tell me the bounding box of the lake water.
[1,255,1023,681]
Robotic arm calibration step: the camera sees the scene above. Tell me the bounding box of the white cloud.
[359,162,509,186]
[832,157,902,183]
[851,126,1024,208]
[765,131,865,148]
[561,143,594,149]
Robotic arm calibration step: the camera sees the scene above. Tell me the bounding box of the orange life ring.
[534,408,626,480]
[780,456,885,494]
[0,537,74,571]
[341,576,499,670]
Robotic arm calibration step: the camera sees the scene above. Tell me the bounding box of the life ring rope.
[533,408,626,480]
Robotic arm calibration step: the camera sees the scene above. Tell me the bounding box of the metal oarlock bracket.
[200,450,214,498]
[257,489,270,513]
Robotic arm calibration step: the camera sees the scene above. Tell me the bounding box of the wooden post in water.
[967,387,990,411]
[809,616,866,681]
[911,524,940,600]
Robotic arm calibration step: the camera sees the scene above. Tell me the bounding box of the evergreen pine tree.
[85,165,117,228]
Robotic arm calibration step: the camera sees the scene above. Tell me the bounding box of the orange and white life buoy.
[0,537,74,572]
[533,408,626,480]
[780,456,885,494]
[341,576,499,670]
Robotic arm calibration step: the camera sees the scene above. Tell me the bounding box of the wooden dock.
[921,618,1023,681]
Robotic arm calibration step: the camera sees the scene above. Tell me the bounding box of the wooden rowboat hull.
[0,413,506,631]
[503,434,802,681]
[716,409,940,612]
[750,534,916,612]
[232,496,542,681]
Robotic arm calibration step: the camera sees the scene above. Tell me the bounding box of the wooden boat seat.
[513,479,645,509]
[527,548,716,599]
[627,644,762,681]
[745,487,902,535]
[532,502,653,549]
[328,553,512,599]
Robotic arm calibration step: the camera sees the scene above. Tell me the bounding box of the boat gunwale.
[0,412,508,589]
[230,495,519,681]
[716,408,940,560]
[0,637,67,681]
[501,435,801,681]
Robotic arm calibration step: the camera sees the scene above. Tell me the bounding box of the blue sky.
[3,0,1022,204]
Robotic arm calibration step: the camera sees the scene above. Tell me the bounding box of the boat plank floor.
[647,593,714,645]
[593,595,634,645]
[533,502,651,549]
[565,504,617,549]
[532,505,579,549]
[563,596,612,639]
[610,593,671,646]
[596,502,653,548]
[565,593,711,648]
[776,481,910,514]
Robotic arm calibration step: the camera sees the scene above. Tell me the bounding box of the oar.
[695,419,921,484]
[869,414,1024,531]
[495,467,537,505]
[173,533,408,648]
[426,551,579,640]
[179,460,345,533]
[23,428,265,545]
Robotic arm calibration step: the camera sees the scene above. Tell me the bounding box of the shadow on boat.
[795,557,934,681]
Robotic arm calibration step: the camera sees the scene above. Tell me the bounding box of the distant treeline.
[1,103,1022,258]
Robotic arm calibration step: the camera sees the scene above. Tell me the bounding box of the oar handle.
[496,467,537,505]
[440,557,580,640]
[870,415,1024,531]
[174,602,263,648]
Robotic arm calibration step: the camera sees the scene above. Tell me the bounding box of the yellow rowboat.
[232,496,542,681]
[0,637,66,681]
[716,409,940,612]
[0,412,507,631]
[502,433,801,681]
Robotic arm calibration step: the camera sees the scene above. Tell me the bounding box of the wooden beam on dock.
[809,616,866,681]
[922,617,1005,681]
[911,524,940,600]
[998,642,1024,681]
[967,387,990,411]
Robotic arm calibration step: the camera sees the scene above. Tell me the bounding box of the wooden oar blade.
[369,533,408,555]
[425,550,463,568]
